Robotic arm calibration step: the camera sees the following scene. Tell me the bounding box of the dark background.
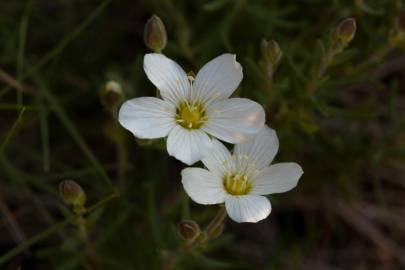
[0,0,405,269]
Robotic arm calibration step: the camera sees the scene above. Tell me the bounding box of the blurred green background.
[1,0,405,269]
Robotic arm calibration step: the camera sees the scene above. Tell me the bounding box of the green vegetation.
[0,0,404,269]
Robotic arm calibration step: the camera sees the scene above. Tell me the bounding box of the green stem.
[33,73,114,190]
[16,0,33,105]
[85,191,120,214]
[0,107,26,155]
[306,48,336,95]
[201,206,227,242]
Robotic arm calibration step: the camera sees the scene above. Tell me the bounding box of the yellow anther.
[176,102,205,129]
[223,173,252,195]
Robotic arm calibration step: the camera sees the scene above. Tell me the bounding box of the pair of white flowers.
[119,53,303,223]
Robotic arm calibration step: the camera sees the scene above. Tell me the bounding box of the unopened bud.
[144,15,167,52]
[59,180,86,207]
[177,220,200,241]
[335,18,356,43]
[100,80,123,110]
[261,39,282,65]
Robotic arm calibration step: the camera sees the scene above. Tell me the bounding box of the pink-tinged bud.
[335,18,356,43]
[100,80,123,110]
[144,15,167,52]
[177,220,200,241]
[59,180,86,207]
[261,39,282,65]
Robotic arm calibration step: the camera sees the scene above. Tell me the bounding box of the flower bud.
[100,80,123,110]
[59,180,86,207]
[335,18,356,43]
[177,220,200,241]
[144,15,167,52]
[261,39,282,65]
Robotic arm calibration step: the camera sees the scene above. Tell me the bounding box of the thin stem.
[0,107,26,155]
[32,73,115,190]
[317,50,334,79]
[0,192,26,244]
[37,94,50,171]
[16,0,33,105]
[85,191,120,214]
[0,68,34,94]
[306,48,335,95]
[202,206,227,242]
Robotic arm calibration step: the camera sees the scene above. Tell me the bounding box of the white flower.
[181,126,303,223]
[118,53,265,165]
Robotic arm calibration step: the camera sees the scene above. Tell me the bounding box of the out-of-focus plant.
[0,1,404,270]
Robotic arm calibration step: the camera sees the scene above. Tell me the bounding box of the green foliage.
[0,0,404,269]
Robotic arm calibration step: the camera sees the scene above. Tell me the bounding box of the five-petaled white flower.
[118,53,265,165]
[181,126,303,223]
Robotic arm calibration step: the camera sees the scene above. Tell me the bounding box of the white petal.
[251,163,303,195]
[225,195,271,223]
[118,97,176,139]
[202,98,265,144]
[167,125,212,165]
[144,53,190,104]
[193,54,243,105]
[181,168,226,205]
[201,139,234,177]
[234,126,279,170]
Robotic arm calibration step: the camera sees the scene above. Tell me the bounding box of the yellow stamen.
[223,173,252,195]
[176,102,205,129]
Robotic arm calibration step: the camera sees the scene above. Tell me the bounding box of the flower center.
[223,173,252,195]
[176,102,205,129]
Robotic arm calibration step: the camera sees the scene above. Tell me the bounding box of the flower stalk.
[59,180,89,239]
[200,206,227,243]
